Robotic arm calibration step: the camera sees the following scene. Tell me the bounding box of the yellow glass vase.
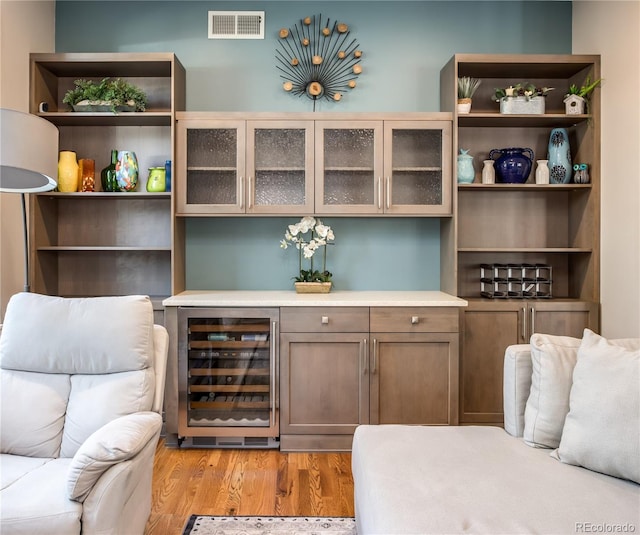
[58,151,79,192]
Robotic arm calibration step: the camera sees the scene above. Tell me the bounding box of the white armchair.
[0,293,168,535]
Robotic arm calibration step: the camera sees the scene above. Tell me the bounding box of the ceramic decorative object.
[547,128,572,184]
[100,149,118,192]
[564,94,585,115]
[146,167,166,192]
[535,160,550,185]
[489,147,534,184]
[294,282,332,294]
[573,163,590,184]
[57,151,79,192]
[115,150,139,192]
[164,160,172,192]
[482,160,495,184]
[78,158,95,192]
[457,149,475,184]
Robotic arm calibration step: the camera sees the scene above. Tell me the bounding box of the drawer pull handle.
[411,316,419,324]
[321,316,329,324]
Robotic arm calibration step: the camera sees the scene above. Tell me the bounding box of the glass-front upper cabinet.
[314,120,451,215]
[246,120,314,214]
[315,120,384,214]
[383,120,452,215]
[176,118,245,215]
[176,116,314,215]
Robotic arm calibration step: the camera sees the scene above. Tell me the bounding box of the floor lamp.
[0,108,58,292]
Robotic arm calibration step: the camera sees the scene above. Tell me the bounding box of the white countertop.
[163,290,468,308]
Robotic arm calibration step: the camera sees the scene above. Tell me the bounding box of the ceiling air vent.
[208,11,265,40]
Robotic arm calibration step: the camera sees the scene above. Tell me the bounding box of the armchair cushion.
[67,412,162,502]
[554,330,640,483]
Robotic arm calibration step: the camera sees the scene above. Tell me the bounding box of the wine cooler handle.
[270,320,277,427]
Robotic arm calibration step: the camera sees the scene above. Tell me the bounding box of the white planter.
[499,96,545,115]
[457,98,472,114]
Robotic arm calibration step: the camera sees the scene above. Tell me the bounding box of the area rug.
[182,515,357,535]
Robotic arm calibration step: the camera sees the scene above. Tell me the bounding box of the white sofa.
[352,329,639,534]
[0,293,169,535]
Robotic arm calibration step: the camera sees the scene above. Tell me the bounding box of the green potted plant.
[63,78,148,113]
[457,76,481,114]
[564,76,603,115]
[280,216,335,293]
[492,82,554,114]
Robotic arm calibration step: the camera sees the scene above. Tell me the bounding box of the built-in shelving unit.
[29,53,186,315]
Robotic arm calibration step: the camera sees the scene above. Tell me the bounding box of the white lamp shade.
[0,108,59,192]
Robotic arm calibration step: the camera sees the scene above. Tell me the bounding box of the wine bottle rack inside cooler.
[177,307,279,446]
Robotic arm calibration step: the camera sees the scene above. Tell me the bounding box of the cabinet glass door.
[247,121,314,214]
[178,308,279,437]
[176,120,245,214]
[384,121,452,215]
[315,121,383,214]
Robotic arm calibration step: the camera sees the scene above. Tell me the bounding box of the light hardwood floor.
[145,439,355,534]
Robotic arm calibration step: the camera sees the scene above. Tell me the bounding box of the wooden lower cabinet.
[370,332,458,425]
[280,306,460,451]
[460,300,599,425]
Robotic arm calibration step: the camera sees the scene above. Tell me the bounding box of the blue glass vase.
[547,128,572,184]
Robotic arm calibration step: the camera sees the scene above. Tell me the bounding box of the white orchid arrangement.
[280,216,335,283]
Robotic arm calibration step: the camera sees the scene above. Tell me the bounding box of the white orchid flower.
[288,224,301,236]
[326,229,335,241]
[315,223,331,239]
[280,239,288,249]
[298,216,316,233]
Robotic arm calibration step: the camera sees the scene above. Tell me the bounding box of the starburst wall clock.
[276,14,363,110]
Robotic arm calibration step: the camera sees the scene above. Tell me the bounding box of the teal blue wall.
[55,1,572,291]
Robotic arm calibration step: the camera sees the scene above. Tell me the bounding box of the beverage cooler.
[177,307,279,448]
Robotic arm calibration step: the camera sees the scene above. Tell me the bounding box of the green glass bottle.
[100,149,118,192]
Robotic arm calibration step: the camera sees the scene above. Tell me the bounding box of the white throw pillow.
[554,329,640,483]
[524,330,640,449]
[523,333,581,448]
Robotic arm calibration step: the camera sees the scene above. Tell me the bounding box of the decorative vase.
[115,150,139,192]
[457,149,475,184]
[146,167,166,192]
[78,158,95,192]
[57,151,79,192]
[164,160,172,192]
[481,160,495,184]
[294,282,332,294]
[489,147,534,184]
[535,160,550,185]
[457,98,472,115]
[100,149,119,192]
[547,128,572,184]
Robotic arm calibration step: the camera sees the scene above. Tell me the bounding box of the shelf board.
[324,167,374,172]
[190,368,270,377]
[458,183,592,191]
[37,111,172,127]
[37,246,171,251]
[256,167,305,172]
[458,247,593,253]
[458,113,590,128]
[188,167,236,172]
[37,191,171,199]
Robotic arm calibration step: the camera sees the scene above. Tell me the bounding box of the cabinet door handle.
[386,176,390,210]
[531,307,536,336]
[521,307,527,342]
[239,176,244,210]
[248,176,253,209]
[361,339,368,374]
[372,338,378,374]
[377,177,382,210]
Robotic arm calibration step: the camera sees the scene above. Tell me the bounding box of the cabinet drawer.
[280,307,369,333]
[370,307,459,333]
